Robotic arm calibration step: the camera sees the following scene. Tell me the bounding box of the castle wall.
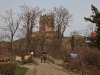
[39,15,54,32]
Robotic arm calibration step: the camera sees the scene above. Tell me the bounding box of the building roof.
[91,32,97,38]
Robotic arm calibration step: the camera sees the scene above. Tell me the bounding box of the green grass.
[15,66,28,75]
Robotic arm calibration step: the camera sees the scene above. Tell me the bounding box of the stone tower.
[39,15,54,32]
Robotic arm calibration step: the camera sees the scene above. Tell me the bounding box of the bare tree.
[19,5,44,53]
[70,30,81,36]
[49,6,72,58]
[0,9,21,51]
[0,33,5,42]
[82,23,97,37]
[52,5,72,39]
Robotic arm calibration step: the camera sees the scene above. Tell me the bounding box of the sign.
[70,53,78,58]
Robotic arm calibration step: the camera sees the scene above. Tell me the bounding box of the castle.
[32,14,55,37]
[12,14,86,56]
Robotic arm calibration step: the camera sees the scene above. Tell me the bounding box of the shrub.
[23,57,33,64]
[65,53,71,62]
[80,48,100,67]
[67,47,100,71]
[0,62,17,75]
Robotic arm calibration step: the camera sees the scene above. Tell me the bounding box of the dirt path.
[34,58,70,75]
[21,58,77,75]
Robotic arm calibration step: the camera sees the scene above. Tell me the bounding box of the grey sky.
[0,0,100,36]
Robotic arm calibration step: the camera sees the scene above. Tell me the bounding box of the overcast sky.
[0,0,100,36]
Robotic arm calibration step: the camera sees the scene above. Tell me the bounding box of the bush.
[0,62,17,75]
[65,53,71,62]
[67,47,100,71]
[23,57,33,64]
[81,48,100,67]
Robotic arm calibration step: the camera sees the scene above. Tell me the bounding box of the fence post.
[81,61,84,75]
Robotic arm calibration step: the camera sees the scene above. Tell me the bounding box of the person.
[41,56,43,63]
[43,54,46,63]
